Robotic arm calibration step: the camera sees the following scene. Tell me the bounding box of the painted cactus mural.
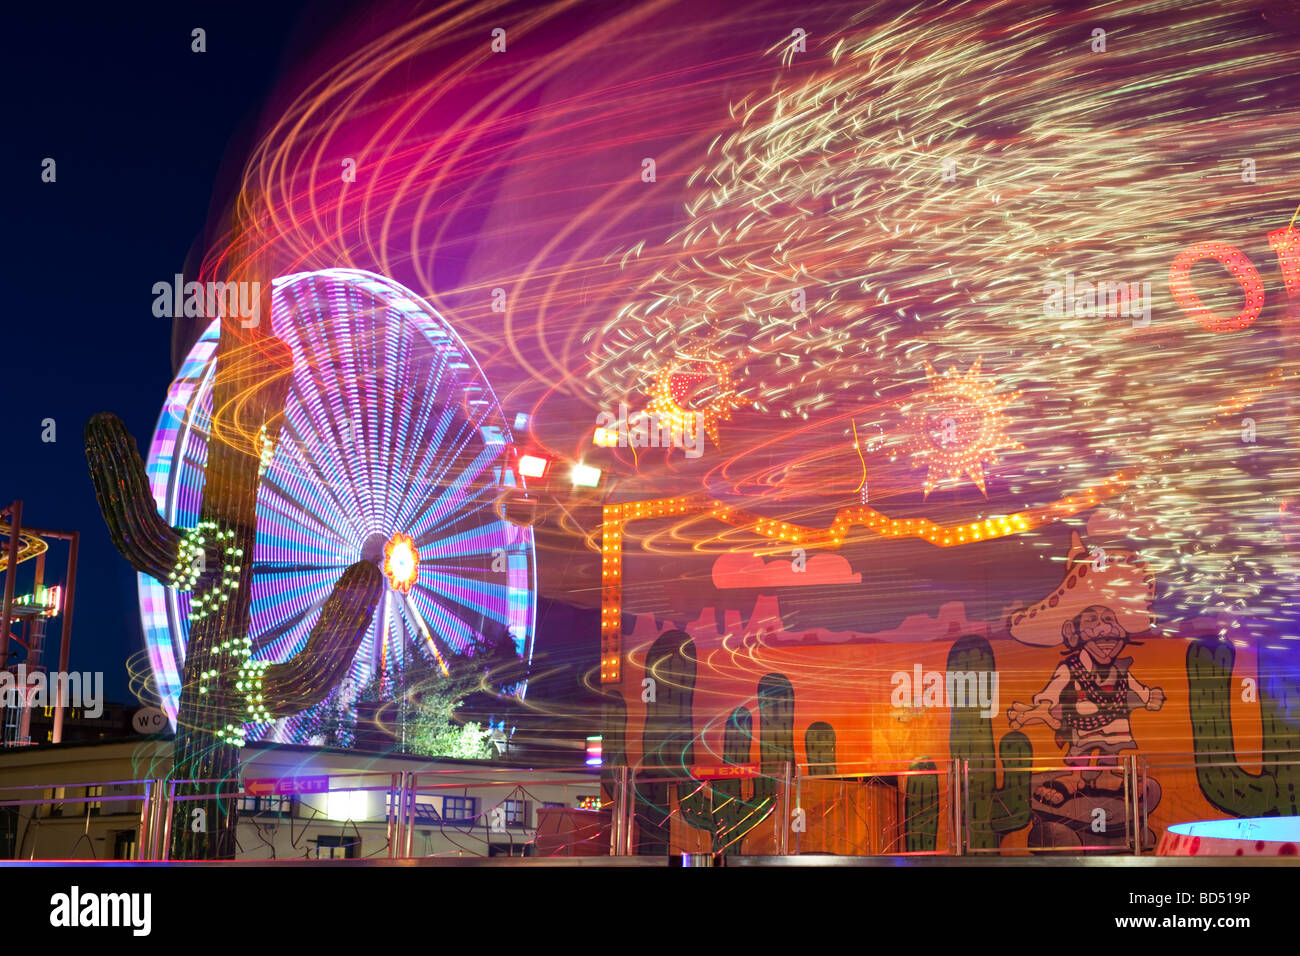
[753,672,796,804]
[948,635,1032,849]
[709,706,761,853]
[600,690,627,798]
[636,629,699,853]
[85,314,384,859]
[678,705,763,855]
[804,721,837,776]
[1188,636,1300,817]
[656,667,800,854]
[904,759,940,852]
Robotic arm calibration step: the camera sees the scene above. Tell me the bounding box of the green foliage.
[360,627,521,760]
[403,687,496,759]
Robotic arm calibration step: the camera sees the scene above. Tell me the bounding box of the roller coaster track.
[0,521,49,571]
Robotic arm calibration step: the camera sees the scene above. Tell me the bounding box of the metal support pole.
[775,762,792,856]
[1139,755,1150,853]
[792,768,802,857]
[137,781,153,861]
[608,767,626,856]
[959,759,969,855]
[619,766,634,855]
[160,780,175,862]
[943,761,956,855]
[1129,754,1142,856]
[52,531,78,744]
[1,501,22,672]
[149,779,167,860]
[402,772,415,858]
[386,773,399,859]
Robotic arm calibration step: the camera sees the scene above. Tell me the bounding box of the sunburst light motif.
[900,358,1022,497]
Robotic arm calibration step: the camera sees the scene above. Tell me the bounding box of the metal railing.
[0,779,154,860]
[160,772,408,861]
[792,760,956,856]
[401,768,606,858]
[5,752,1296,860]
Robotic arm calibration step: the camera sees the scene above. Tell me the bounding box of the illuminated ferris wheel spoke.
[417,572,511,632]
[257,461,364,559]
[394,594,449,674]
[413,587,492,656]
[248,580,340,658]
[249,561,349,575]
[280,411,368,522]
[393,403,474,528]
[408,445,501,541]
[139,269,537,740]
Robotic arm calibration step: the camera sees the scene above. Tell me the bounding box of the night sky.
[3,2,358,700]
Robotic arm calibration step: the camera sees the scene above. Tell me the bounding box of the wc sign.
[131,707,167,734]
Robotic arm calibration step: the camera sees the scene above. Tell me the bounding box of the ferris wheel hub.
[381,532,420,594]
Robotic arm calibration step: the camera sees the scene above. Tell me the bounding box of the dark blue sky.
[2,1,357,699]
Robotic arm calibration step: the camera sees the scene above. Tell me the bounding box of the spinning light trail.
[193,0,1300,649]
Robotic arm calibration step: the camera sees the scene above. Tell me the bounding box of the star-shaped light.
[899,357,1021,497]
[642,354,746,444]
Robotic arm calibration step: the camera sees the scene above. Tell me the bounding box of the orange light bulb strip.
[597,472,1133,682]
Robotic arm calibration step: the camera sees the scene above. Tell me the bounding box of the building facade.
[0,738,608,861]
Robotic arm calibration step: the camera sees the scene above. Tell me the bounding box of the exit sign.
[689,763,761,780]
[244,776,329,797]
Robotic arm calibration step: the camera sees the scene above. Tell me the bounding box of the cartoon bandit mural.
[1004,532,1165,848]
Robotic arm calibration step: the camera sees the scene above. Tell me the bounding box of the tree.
[359,626,525,759]
[403,686,495,759]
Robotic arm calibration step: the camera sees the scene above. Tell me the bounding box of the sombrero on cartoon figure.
[1007,530,1156,648]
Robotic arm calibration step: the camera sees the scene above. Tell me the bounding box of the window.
[1,806,18,859]
[313,835,359,860]
[489,842,533,857]
[45,787,66,818]
[503,799,530,828]
[113,829,138,860]
[237,795,291,817]
[441,796,477,823]
[406,798,441,826]
[84,785,103,816]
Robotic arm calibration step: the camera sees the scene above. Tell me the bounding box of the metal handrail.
[9,753,1295,860]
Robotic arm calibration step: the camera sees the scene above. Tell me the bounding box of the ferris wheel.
[139,268,536,743]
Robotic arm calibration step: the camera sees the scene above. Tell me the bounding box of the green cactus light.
[85,310,384,859]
